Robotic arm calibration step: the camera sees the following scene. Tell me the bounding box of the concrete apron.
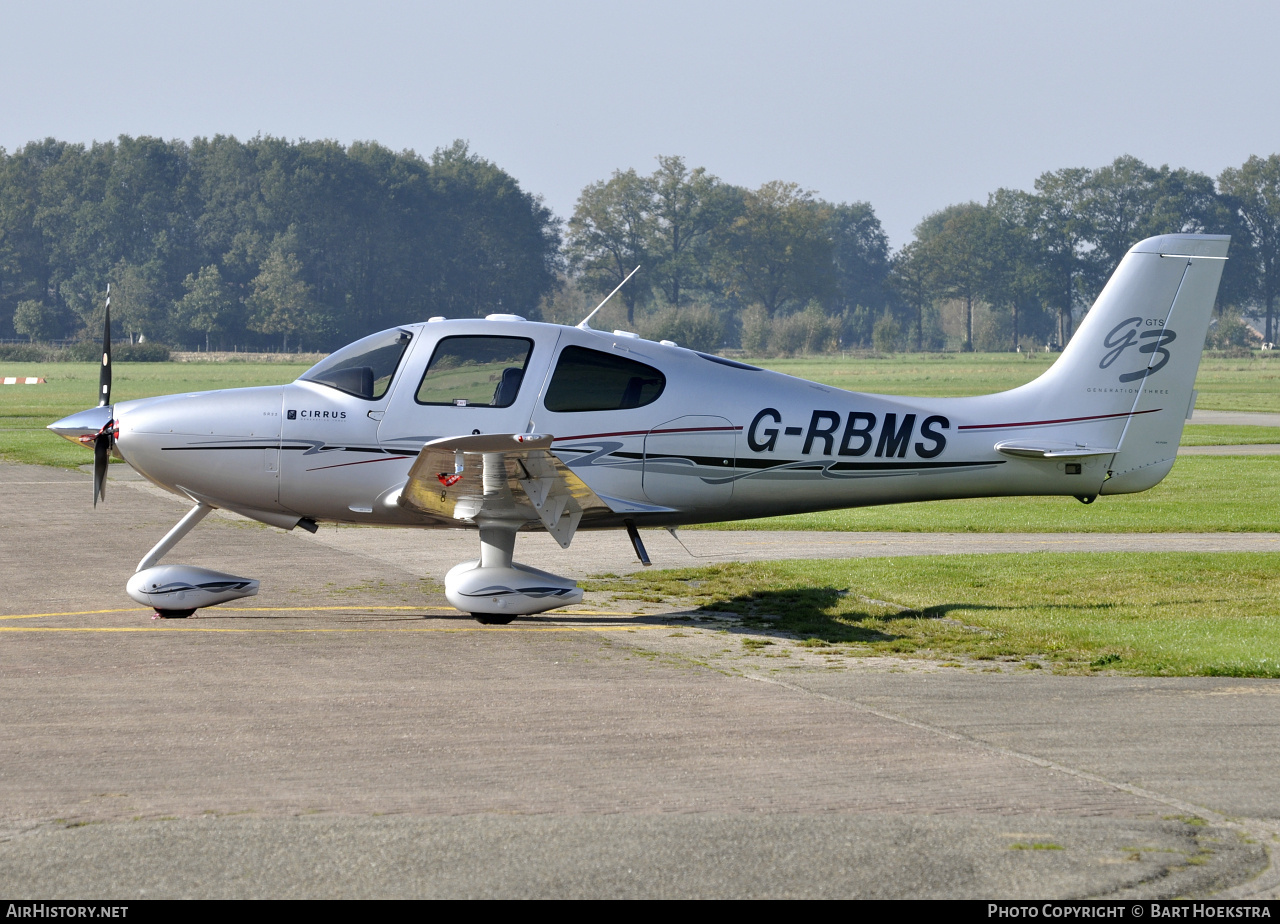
[2,461,1276,899]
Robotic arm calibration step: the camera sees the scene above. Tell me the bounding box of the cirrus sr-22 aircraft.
[49,233,1228,622]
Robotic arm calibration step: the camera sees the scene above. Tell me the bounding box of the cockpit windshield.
[299,328,413,400]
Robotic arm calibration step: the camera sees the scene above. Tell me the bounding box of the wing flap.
[398,433,610,548]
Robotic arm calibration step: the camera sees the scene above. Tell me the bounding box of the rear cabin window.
[416,336,533,408]
[543,346,665,412]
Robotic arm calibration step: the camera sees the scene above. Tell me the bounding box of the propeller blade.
[93,431,109,506]
[91,287,114,505]
[98,287,112,408]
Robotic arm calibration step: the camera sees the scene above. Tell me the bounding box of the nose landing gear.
[152,608,196,620]
[126,505,260,616]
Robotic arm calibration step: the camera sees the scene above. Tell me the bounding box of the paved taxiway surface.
[1190,409,1280,427]
[2,461,1278,898]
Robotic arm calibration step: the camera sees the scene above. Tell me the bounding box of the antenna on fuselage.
[577,265,641,330]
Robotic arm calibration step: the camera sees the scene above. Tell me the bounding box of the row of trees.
[3,136,1279,354]
[564,154,1280,354]
[886,156,1273,353]
[563,156,889,341]
[0,136,560,350]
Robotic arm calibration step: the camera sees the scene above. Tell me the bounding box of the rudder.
[1097,235,1229,492]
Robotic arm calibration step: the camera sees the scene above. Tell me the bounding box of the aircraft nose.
[47,406,114,446]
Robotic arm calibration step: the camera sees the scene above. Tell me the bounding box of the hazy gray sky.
[2,0,1277,247]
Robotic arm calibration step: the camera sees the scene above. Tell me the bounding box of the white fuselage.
[110,322,1122,529]
[88,233,1230,537]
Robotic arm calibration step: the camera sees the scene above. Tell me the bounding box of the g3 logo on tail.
[1100,317,1177,383]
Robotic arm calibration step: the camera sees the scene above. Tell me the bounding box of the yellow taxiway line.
[0,608,146,620]
[0,606,642,621]
[0,605,672,632]
[0,625,670,634]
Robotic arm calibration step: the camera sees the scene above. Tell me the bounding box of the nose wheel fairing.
[124,503,259,617]
[126,564,259,612]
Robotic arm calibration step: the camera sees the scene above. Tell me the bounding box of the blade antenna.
[577,265,641,330]
[665,526,711,559]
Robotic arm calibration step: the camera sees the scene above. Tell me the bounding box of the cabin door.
[643,415,736,508]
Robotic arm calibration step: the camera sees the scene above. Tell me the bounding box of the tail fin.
[1005,233,1229,493]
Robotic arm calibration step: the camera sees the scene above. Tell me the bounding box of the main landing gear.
[472,613,517,626]
[445,519,583,625]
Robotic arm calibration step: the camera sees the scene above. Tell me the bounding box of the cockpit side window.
[299,328,412,400]
[543,346,665,412]
[415,336,534,408]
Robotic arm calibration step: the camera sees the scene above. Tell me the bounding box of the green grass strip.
[748,352,1280,413]
[699,455,1280,533]
[1181,425,1280,445]
[587,552,1280,677]
[0,362,312,468]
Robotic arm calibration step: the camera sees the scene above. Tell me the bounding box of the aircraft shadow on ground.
[697,588,1094,645]
[185,610,667,626]
[702,587,907,644]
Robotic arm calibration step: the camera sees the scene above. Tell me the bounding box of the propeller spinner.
[46,286,116,505]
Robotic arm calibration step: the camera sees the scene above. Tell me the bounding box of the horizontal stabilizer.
[995,440,1117,459]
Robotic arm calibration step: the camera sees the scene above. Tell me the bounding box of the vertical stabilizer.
[1096,235,1228,492]
[999,234,1228,494]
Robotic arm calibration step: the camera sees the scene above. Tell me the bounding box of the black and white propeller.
[92,285,114,506]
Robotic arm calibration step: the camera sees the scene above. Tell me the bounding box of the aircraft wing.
[397,433,611,548]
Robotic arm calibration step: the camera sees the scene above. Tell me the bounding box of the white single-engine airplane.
[50,234,1228,622]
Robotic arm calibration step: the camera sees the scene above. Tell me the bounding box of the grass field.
[3,352,1278,467]
[748,351,1280,413]
[587,552,1280,677]
[0,362,314,469]
[1181,425,1280,445]
[2,354,1278,468]
[5,358,1276,678]
[699,455,1280,533]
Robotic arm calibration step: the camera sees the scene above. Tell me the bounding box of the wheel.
[472,613,516,625]
[154,608,196,619]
